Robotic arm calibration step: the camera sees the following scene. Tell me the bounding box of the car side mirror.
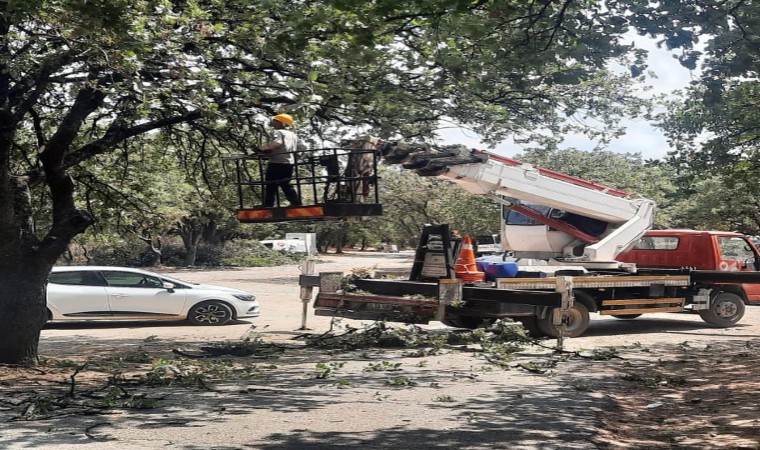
[162,282,176,292]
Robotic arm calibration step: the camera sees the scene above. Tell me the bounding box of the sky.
[437,36,698,161]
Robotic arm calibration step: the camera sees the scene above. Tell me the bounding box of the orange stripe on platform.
[237,210,273,220]
[286,206,324,218]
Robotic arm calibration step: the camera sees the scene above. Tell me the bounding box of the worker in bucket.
[256,113,306,207]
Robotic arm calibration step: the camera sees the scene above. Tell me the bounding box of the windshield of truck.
[505,205,550,225]
[718,237,755,261]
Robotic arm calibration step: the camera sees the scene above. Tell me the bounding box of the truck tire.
[613,314,642,320]
[536,302,590,338]
[441,316,493,329]
[518,316,545,337]
[699,292,745,327]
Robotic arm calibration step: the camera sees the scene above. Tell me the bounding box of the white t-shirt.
[267,129,302,164]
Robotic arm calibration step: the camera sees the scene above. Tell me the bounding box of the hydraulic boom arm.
[381,143,655,265]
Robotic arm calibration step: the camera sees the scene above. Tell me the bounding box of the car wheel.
[188,301,234,326]
[536,302,590,338]
[699,292,745,327]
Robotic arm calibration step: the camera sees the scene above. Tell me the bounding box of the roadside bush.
[219,239,305,267]
[158,241,227,267]
[88,239,146,266]
[63,236,306,268]
[162,239,305,267]
[193,244,227,266]
[158,240,185,266]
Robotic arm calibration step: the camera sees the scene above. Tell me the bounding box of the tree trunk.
[184,244,198,266]
[334,232,344,254]
[201,217,237,246]
[316,230,330,253]
[0,269,50,365]
[139,235,162,267]
[177,218,203,266]
[0,175,93,365]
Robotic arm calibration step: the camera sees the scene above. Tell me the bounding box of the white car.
[47,266,260,326]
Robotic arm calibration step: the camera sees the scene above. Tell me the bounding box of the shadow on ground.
[1,332,608,450]
[4,327,759,449]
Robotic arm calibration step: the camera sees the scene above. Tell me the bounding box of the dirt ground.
[1,251,759,449]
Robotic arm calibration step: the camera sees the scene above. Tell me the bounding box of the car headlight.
[233,294,256,301]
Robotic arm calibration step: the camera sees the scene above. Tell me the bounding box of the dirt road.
[2,252,759,449]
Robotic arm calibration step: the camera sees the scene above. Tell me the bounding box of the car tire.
[699,292,745,327]
[188,301,234,326]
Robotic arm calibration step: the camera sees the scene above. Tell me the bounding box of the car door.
[47,270,110,317]
[716,236,760,302]
[101,270,187,316]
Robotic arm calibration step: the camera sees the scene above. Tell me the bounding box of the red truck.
[617,229,760,304]
[228,140,760,338]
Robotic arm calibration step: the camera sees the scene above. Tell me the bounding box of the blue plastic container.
[484,262,519,280]
[475,260,491,273]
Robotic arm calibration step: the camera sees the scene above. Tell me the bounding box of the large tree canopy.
[0,0,687,364]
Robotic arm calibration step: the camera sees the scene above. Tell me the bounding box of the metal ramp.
[409,224,462,281]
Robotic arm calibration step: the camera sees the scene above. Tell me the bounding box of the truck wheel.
[518,316,545,337]
[441,316,493,329]
[699,292,745,327]
[613,314,642,320]
[536,302,590,338]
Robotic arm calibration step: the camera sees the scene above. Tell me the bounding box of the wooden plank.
[497,275,691,289]
[601,307,685,315]
[602,298,685,306]
[317,292,437,307]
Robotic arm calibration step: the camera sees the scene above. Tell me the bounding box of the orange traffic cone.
[455,235,485,282]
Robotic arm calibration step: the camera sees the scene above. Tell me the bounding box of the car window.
[633,236,679,250]
[101,271,164,288]
[49,271,106,286]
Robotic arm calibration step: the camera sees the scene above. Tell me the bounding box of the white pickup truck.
[260,233,317,254]
[475,234,501,256]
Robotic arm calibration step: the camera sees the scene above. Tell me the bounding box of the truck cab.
[617,230,760,303]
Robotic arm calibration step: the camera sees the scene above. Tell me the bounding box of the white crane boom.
[382,144,655,266]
